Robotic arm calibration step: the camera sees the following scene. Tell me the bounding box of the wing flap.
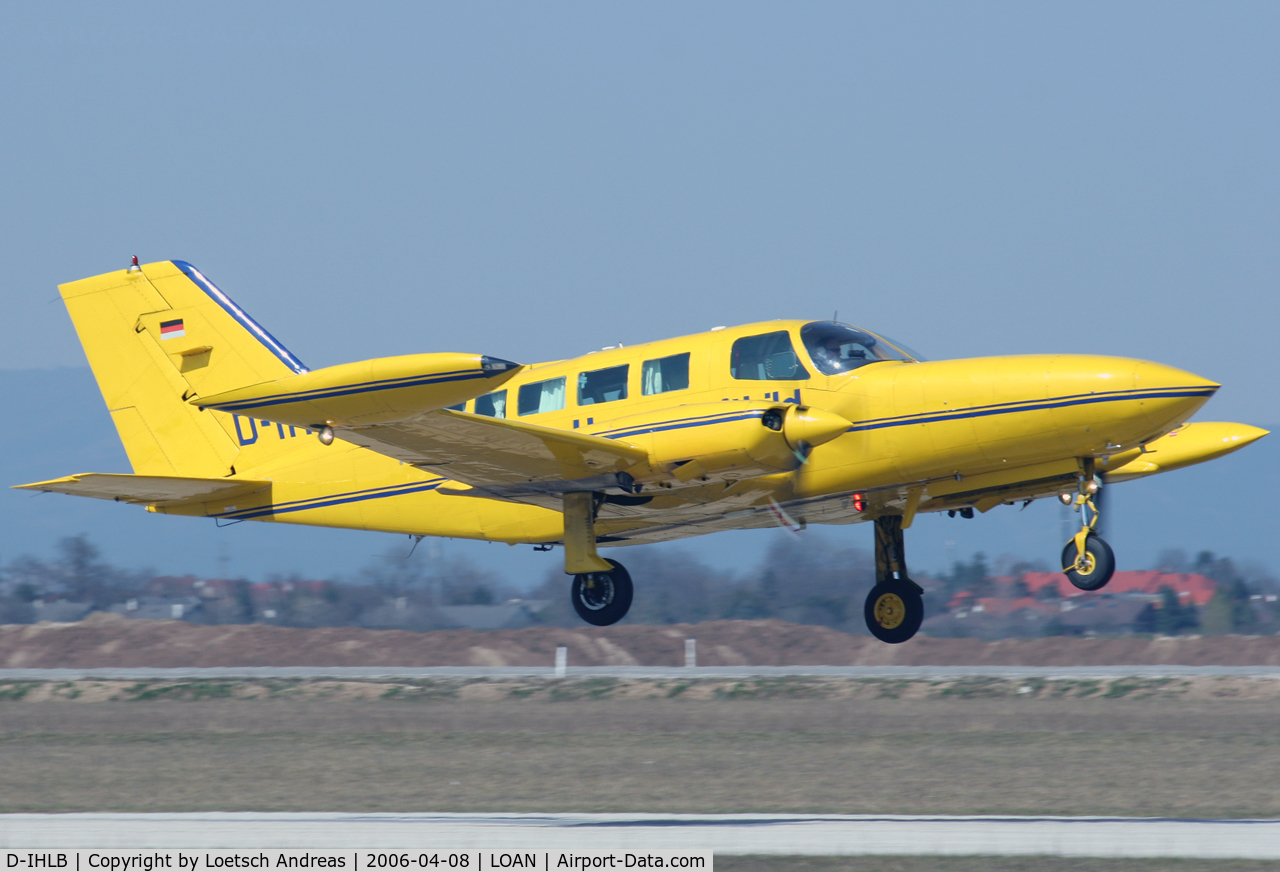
[13,473,270,505]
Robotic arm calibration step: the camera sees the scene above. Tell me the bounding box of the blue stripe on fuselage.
[842,387,1217,433]
[591,385,1215,441]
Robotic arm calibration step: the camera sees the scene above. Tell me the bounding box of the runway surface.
[3,813,1280,858]
[3,665,1280,680]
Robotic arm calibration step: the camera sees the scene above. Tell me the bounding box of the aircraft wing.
[194,351,649,498]
[13,473,270,505]
[336,410,649,498]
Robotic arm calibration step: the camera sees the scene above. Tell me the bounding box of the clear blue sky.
[2,3,1276,584]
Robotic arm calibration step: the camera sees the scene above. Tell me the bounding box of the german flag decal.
[159,318,185,340]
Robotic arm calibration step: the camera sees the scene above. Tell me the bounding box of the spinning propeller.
[768,403,853,531]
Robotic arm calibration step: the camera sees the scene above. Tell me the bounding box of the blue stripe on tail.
[172,261,309,375]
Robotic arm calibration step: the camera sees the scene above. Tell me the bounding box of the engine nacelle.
[599,401,851,484]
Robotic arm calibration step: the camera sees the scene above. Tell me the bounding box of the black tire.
[571,559,634,626]
[1061,534,1116,591]
[864,580,924,644]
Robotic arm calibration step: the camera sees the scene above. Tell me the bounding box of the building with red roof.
[1019,571,1217,606]
[967,596,1057,618]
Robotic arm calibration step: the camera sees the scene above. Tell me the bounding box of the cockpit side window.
[474,390,507,418]
[800,321,914,375]
[730,331,809,381]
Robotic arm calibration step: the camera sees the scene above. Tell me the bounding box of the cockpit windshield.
[800,321,922,375]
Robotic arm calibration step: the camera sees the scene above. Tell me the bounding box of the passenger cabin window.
[578,364,628,405]
[800,321,915,375]
[445,402,466,411]
[730,331,809,380]
[474,390,506,418]
[518,377,566,416]
[642,353,690,395]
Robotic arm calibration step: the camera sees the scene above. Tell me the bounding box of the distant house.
[247,579,329,609]
[1055,598,1157,635]
[30,599,92,622]
[1019,571,1217,606]
[107,596,203,621]
[964,596,1056,618]
[437,600,554,631]
[923,598,1051,639]
[355,598,551,632]
[930,571,1213,638]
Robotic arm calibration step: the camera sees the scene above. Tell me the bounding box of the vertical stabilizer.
[59,260,308,477]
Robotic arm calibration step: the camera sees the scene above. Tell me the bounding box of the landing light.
[318,425,335,446]
[1059,493,1073,505]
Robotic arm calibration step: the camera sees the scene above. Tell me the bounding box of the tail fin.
[59,260,308,478]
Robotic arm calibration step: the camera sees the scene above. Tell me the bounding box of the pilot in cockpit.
[809,329,874,374]
[801,320,916,375]
[815,335,868,369]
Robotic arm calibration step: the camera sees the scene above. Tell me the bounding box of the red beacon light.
[852,493,866,512]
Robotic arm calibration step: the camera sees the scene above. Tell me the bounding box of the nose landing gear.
[1061,467,1116,592]
[863,515,925,644]
[1062,534,1115,591]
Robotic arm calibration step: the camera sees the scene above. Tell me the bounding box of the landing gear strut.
[563,491,634,626]
[864,515,924,644]
[1061,463,1115,592]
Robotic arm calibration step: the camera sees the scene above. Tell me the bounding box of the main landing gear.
[864,515,925,644]
[1061,465,1116,592]
[562,491,634,626]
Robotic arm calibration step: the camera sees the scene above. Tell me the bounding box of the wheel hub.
[577,573,615,610]
[873,592,906,629]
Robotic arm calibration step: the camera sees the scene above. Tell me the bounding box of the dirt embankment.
[1,615,1279,668]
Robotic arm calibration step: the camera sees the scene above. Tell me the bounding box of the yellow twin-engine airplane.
[17,260,1268,642]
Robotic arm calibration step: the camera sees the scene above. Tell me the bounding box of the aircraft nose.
[1049,356,1219,453]
[1133,360,1220,395]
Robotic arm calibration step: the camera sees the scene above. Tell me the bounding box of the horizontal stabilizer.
[12,473,270,505]
[194,354,522,426]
